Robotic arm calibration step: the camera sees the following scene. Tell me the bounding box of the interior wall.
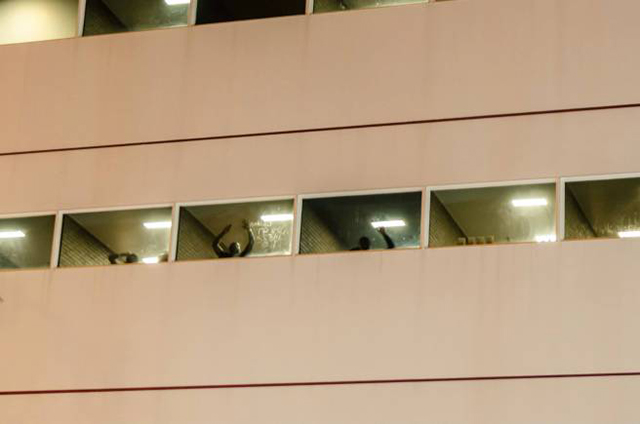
[428,192,465,247]
[564,187,597,240]
[176,209,217,261]
[58,216,114,267]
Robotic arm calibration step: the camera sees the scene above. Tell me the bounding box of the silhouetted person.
[108,252,138,264]
[212,219,255,258]
[351,227,395,251]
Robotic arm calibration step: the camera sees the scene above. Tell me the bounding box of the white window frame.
[55,203,176,268]
[295,187,425,254]
[560,171,640,241]
[425,178,558,248]
[174,195,297,261]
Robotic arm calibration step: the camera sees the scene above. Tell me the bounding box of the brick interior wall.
[299,207,346,254]
[176,209,217,261]
[59,216,114,267]
[428,192,466,247]
[564,187,597,240]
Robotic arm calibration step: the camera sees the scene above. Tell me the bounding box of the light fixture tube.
[261,214,294,222]
[0,230,26,239]
[371,220,406,229]
[143,221,172,229]
[512,198,548,207]
[618,230,640,238]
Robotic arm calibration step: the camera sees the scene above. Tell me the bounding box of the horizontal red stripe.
[2,371,639,397]
[1,102,640,157]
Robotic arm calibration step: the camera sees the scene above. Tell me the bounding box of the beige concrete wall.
[0,106,638,215]
[3,377,640,424]
[1,0,640,419]
[2,237,640,391]
[1,0,640,153]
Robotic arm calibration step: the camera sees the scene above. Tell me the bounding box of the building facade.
[1,0,640,422]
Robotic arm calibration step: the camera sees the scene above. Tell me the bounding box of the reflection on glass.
[59,207,172,267]
[0,215,55,269]
[83,0,190,36]
[0,0,78,45]
[300,191,422,254]
[429,183,556,247]
[177,199,294,260]
[196,0,305,25]
[314,0,426,13]
[565,176,640,240]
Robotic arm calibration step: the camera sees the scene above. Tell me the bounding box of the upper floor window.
[564,175,640,241]
[83,0,192,36]
[0,0,78,45]
[313,0,427,14]
[196,0,305,25]
[299,190,422,254]
[429,181,557,247]
[0,214,55,269]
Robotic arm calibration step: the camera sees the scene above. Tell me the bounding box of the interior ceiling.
[0,215,55,268]
[71,208,172,258]
[569,178,640,237]
[304,192,422,249]
[186,200,294,254]
[435,184,556,242]
[101,0,188,29]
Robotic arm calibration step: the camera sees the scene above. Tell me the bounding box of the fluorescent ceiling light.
[143,221,172,229]
[618,230,640,238]
[535,234,557,243]
[0,230,25,239]
[261,214,294,222]
[371,220,406,229]
[512,198,548,207]
[142,257,160,264]
[165,0,190,5]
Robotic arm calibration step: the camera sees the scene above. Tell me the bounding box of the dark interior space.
[196,0,305,25]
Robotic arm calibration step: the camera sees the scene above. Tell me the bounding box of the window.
[196,0,305,25]
[429,182,556,247]
[313,0,427,14]
[564,175,640,241]
[0,215,56,269]
[0,0,78,45]
[83,0,191,36]
[177,198,294,260]
[58,207,172,267]
[299,190,422,254]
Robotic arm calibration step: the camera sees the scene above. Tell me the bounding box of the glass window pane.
[0,0,78,45]
[196,0,305,25]
[429,183,556,247]
[83,0,191,36]
[0,215,55,269]
[314,0,426,14]
[177,199,294,260]
[300,191,422,254]
[565,176,640,240]
[59,207,172,267]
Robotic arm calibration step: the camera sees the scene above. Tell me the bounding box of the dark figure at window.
[212,220,255,258]
[108,252,139,264]
[351,227,395,251]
